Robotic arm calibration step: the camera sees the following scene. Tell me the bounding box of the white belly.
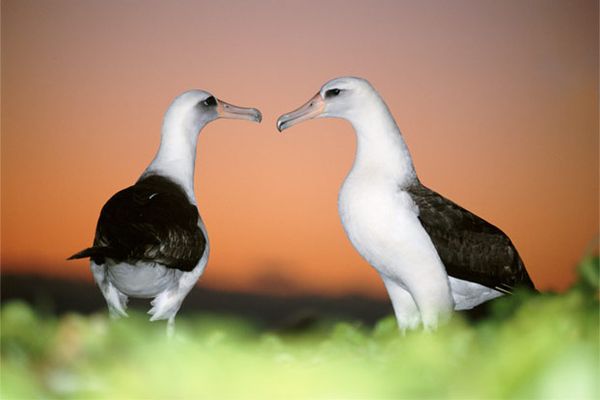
[106,260,183,298]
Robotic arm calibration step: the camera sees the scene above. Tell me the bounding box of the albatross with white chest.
[69,90,262,335]
[277,77,535,331]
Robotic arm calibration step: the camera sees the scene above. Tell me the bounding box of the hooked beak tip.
[276,117,289,132]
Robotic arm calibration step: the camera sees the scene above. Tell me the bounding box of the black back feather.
[68,175,206,272]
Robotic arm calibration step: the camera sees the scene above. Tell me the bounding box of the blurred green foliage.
[2,257,598,399]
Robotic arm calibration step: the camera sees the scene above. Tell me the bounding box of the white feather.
[449,277,504,310]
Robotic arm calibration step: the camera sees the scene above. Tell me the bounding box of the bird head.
[276,77,378,132]
[164,90,262,135]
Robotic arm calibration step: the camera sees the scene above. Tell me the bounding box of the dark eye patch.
[325,88,341,98]
[201,96,217,107]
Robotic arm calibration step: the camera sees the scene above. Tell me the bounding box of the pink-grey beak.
[218,99,262,123]
[276,93,325,132]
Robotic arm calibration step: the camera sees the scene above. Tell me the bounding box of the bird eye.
[202,96,217,107]
[325,88,342,98]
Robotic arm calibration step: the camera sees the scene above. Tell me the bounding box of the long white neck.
[142,116,203,202]
[346,97,417,188]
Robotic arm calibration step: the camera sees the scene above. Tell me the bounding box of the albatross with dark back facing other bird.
[69,90,262,336]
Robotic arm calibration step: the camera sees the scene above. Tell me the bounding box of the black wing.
[68,175,206,272]
[406,183,535,293]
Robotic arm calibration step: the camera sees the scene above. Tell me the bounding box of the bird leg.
[149,259,207,335]
[166,316,176,338]
[408,280,453,331]
[381,276,421,333]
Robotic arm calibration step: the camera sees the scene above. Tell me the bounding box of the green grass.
[2,257,598,399]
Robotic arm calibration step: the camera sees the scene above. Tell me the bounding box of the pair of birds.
[69,77,535,335]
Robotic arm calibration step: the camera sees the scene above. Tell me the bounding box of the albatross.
[277,76,535,331]
[69,90,262,335]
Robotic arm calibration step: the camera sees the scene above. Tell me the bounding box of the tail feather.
[67,246,117,262]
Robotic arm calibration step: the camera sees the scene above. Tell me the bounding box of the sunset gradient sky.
[2,0,598,297]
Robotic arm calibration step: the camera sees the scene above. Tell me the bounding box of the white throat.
[142,115,203,202]
[346,98,417,187]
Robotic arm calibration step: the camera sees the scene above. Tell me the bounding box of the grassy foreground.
[1,257,598,399]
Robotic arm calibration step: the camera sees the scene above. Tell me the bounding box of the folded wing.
[68,175,206,272]
[407,183,535,293]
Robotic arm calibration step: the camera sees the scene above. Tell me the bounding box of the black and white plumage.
[69,90,261,335]
[277,76,535,331]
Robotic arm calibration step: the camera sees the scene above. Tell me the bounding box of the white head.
[145,90,261,196]
[163,89,262,138]
[276,77,416,185]
[276,77,382,131]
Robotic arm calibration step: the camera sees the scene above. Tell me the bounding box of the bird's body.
[69,90,261,335]
[277,77,535,330]
[77,174,209,327]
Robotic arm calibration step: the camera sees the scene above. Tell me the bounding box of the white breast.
[338,172,445,285]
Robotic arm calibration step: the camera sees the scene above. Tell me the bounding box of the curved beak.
[276,93,324,132]
[217,99,262,123]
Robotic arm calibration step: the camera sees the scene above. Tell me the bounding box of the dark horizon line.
[0,263,388,301]
[0,273,395,330]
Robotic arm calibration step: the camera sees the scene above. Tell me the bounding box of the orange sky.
[2,0,598,298]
